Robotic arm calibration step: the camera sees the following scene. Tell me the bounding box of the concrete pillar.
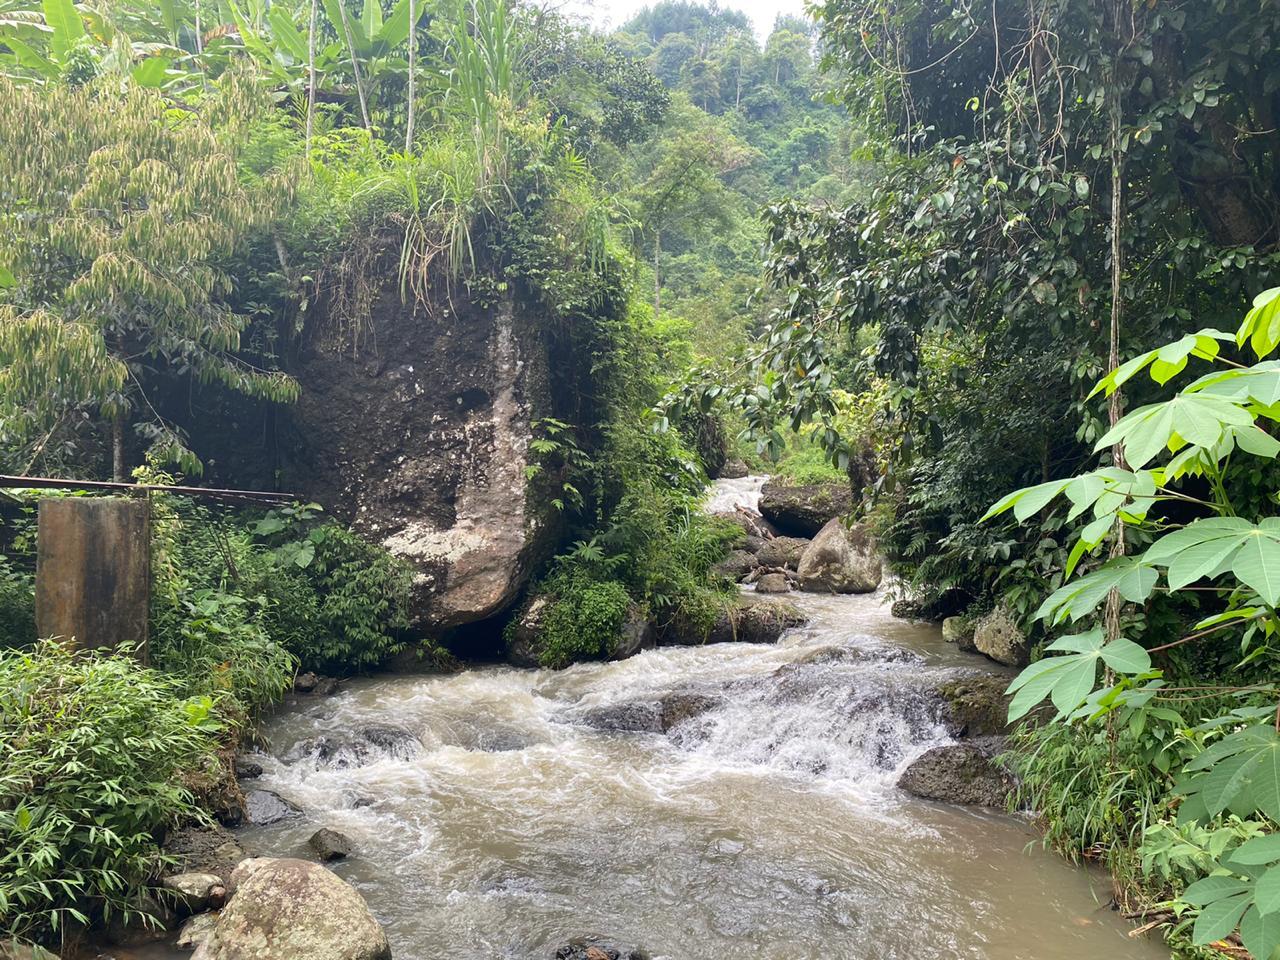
[35,496,151,660]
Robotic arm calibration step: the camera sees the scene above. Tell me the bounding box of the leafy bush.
[535,574,631,669]
[0,642,218,942]
[0,554,34,648]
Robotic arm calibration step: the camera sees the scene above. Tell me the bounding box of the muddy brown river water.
[143,478,1172,960]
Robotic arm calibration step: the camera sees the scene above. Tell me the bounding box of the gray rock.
[933,673,1010,737]
[244,790,300,825]
[294,671,320,693]
[553,936,650,960]
[162,872,224,914]
[234,755,263,780]
[742,534,766,554]
[897,737,1014,808]
[191,858,390,960]
[612,605,655,660]
[314,677,340,696]
[163,822,248,883]
[713,549,757,581]
[759,481,853,537]
[755,573,791,594]
[664,595,808,646]
[309,828,354,862]
[507,594,553,667]
[972,608,1028,666]
[755,536,809,570]
[941,616,972,647]
[796,519,882,593]
[578,692,723,735]
[719,458,749,479]
[176,912,220,950]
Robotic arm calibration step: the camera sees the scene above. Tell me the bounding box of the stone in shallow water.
[244,789,300,825]
[310,827,354,862]
[552,936,651,960]
[897,737,1014,807]
[162,872,224,913]
[176,912,219,950]
[755,572,791,593]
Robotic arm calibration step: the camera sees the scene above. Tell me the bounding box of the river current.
[225,477,1167,960]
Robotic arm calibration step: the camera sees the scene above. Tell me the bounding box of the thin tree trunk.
[653,230,661,320]
[112,411,127,483]
[404,0,416,152]
[1103,0,1130,651]
[306,0,318,156]
[339,5,372,132]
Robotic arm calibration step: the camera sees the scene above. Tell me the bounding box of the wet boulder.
[192,858,390,960]
[898,737,1014,808]
[972,608,1028,666]
[719,458,749,479]
[755,536,809,570]
[176,912,220,950]
[244,789,300,825]
[796,519,882,594]
[725,510,779,541]
[552,936,651,960]
[612,605,656,660]
[758,481,852,537]
[664,595,807,646]
[934,673,1011,737]
[310,828,354,862]
[578,692,723,735]
[941,616,975,651]
[755,573,791,594]
[507,596,655,667]
[162,872,224,914]
[713,549,757,582]
[286,724,419,769]
[234,755,264,780]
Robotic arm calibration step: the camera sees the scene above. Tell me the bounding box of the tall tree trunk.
[306,0,318,156]
[653,230,661,320]
[1103,0,1131,650]
[404,0,416,152]
[112,411,127,483]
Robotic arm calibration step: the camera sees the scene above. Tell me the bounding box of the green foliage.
[534,572,630,669]
[0,554,35,648]
[0,641,219,942]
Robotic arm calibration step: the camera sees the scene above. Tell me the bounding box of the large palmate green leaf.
[1180,725,1280,822]
[1005,628,1151,721]
[1090,329,1232,398]
[1146,517,1280,604]
[1095,393,1254,469]
[1238,287,1280,359]
[1035,556,1160,624]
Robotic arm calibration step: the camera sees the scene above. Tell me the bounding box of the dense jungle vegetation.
[4,0,1280,957]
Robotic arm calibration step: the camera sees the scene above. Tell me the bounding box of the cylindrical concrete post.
[35,496,151,660]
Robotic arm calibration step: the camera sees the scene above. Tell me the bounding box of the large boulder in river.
[933,673,1011,737]
[796,519,882,593]
[897,737,1014,808]
[972,607,1029,667]
[662,595,807,646]
[283,281,565,631]
[506,595,654,667]
[755,536,809,569]
[192,858,391,960]
[758,481,852,536]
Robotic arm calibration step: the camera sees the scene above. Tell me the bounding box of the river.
[226,478,1167,960]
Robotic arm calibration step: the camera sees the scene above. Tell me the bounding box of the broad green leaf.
[1050,655,1098,715]
[1183,874,1253,906]
[267,6,308,60]
[1045,628,1104,654]
[3,31,59,76]
[1259,866,1280,917]
[1089,330,1229,398]
[1096,394,1253,468]
[981,478,1071,522]
[1099,638,1151,674]
[1007,662,1069,721]
[361,0,382,40]
[1241,905,1280,960]
[1036,557,1159,624]
[376,0,416,46]
[1238,287,1280,358]
[1230,834,1280,866]
[1193,892,1251,944]
[1233,527,1280,605]
[131,55,169,87]
[42,0,84,61]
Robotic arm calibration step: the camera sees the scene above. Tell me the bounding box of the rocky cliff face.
[284,281,558,631]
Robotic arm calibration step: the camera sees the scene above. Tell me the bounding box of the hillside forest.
[4,0,1280,959]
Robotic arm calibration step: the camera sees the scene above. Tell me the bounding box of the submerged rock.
[796,519,882,594]
[758,481,852,537]
[192,858,390,960]
[755,572,791,594]
[234,755,263,780]
[244,790,300,825]
[310,828,354,862]
[755,536,809,570]
[552,936,651,960]
[286,724,420,769]
[897,737,1014,808]
[176,911,220,950]
[972,608,1028,666]
[578,692,723,735]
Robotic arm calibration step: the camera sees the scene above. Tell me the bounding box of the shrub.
[0,642,219,942]
[536,574,631,669]
[0,555,34,648]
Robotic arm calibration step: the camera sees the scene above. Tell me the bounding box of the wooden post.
[35,497,151,660]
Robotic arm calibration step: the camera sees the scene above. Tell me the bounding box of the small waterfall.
[702,474,768,516]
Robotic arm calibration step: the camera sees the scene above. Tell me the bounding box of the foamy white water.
[702,474,769,516]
